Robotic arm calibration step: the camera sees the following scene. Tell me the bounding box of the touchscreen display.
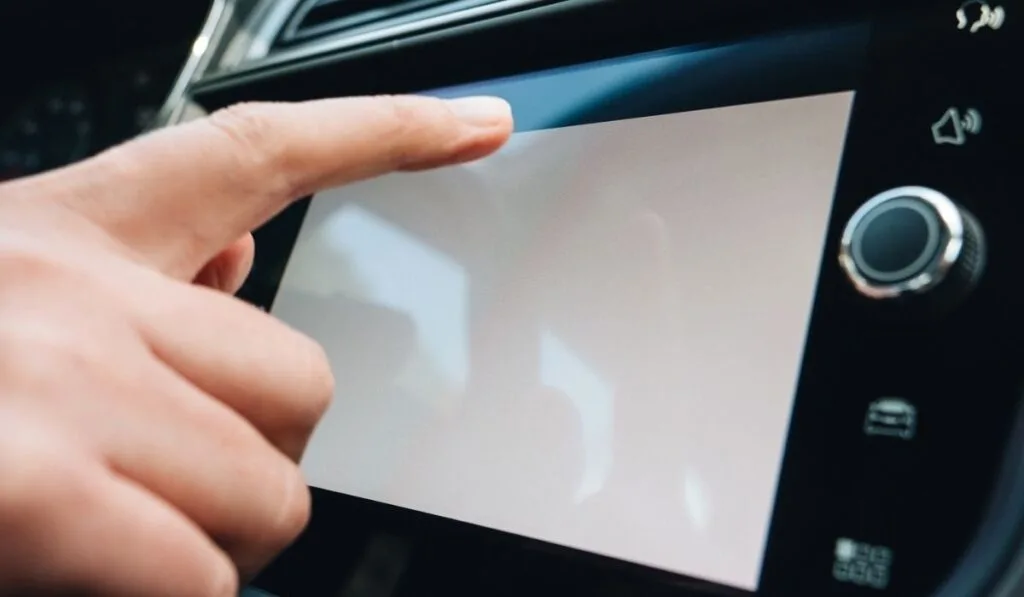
[269,26,865,591]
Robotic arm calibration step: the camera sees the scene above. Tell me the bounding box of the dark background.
[0,0,211,179]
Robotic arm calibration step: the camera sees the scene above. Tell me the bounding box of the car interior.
[2,1,1022,597]
[0,0,211,180]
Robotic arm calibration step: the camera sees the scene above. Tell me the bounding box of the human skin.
[0,94,512,597]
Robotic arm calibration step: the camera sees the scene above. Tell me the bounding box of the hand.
[0,95,512,596]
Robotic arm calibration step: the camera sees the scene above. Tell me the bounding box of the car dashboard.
[6,3,1023,597]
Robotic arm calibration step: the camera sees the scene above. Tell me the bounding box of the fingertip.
[450,96,514,158]
[401,96,513,171]
[435,124,513,167]
[447,96,513,130]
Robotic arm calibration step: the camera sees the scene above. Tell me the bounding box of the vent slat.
[275,0,499,49]
[300,0,449,34]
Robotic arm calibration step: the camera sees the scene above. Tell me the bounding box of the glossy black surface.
[854,202,940,281]
[193,0,929,98]
[0,46,190,180]
[0,0,209,179]
[760,6,1022,595]
[192,1,1024,595]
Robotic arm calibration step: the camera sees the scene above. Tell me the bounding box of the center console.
[170,1,1024,595]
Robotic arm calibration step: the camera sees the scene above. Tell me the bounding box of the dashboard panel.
[0,46,190,180]
[179,2,1024,597]
[0,0,210,179]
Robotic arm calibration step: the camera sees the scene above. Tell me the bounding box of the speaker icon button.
[956,1,1006,34]
[931,107,983,146]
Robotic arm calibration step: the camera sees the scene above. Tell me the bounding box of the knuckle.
[0,243,65,287]
[0,333,62,391]
[201,556,239,597]
[264,464,311,551]
[376,94,419,130]
[0,413,84,533]
[292,338,335,428]
[0,252,131,399]
[205,102,294,198]
[207,102,277,155]
[0,318,115,395]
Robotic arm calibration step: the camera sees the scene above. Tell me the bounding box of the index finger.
[49,95,513,278]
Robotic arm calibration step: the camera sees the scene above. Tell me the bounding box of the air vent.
[276,0,500,49]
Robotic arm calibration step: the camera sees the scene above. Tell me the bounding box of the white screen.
[271,92,855,590]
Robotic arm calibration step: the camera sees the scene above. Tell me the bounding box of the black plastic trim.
[192,0,935,97]
[188,1,1024,595]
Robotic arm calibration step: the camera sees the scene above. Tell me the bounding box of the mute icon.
[931,107,983,146]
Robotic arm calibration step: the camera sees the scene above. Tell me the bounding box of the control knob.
[838,186,985,308]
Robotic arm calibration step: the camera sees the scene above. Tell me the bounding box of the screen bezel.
[189,1,1024,596]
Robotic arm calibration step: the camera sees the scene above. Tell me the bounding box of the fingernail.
[447,96,512,127]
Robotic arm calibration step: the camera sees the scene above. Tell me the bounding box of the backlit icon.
[932,107,983,146]
[865,397,917,440]
[833,538,893,590]
[957,1,1006,33]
